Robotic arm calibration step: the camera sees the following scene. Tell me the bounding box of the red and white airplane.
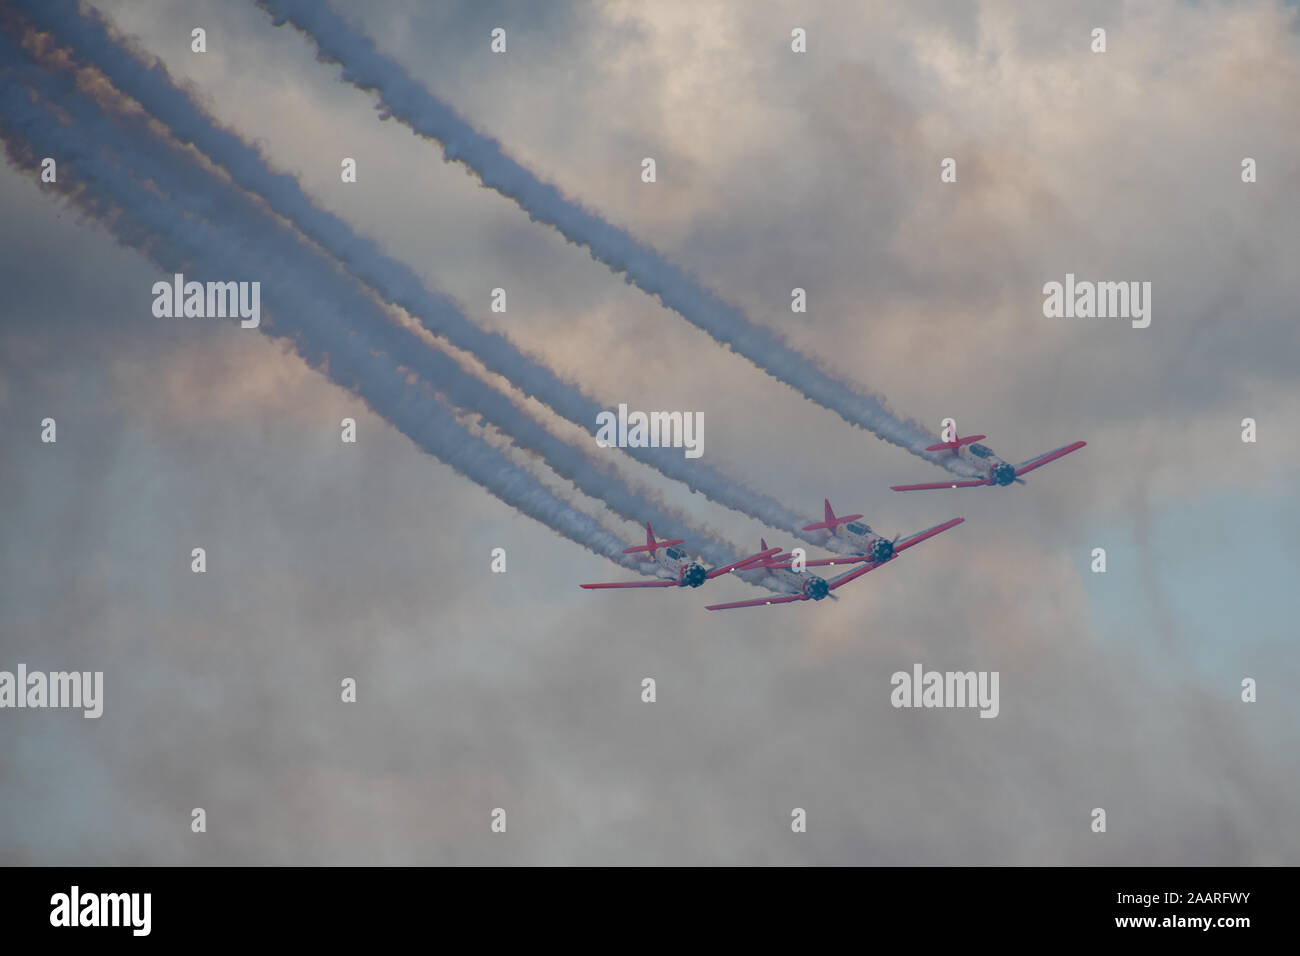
[704,508,964,611]
[891,429,1086,491]
[703,539,868,611]
[795,499,965,567]
[580,523,781,591]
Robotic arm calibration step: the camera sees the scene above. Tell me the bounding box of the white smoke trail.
[16,0,837,541]
[0,26,775,580]
[0,38,669,577]
[255,0,985,480]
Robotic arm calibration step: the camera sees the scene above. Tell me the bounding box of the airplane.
[704,513,963,611]
[796,499,965,567]
[891,428,1086,491]
[580,523,781,590]
[703,538,858,611]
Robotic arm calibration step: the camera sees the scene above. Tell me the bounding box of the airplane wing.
[890,479,990,491]
[705,593,805,611]
[1014,440,1087,476]
[706,563,882,607]
[822,518,965,588]
[705,546,782,579]
[580,579,678,590]
[893,517,965,554]
[824,560,885,590]
[788,555,866,568]
[777,517,966,569]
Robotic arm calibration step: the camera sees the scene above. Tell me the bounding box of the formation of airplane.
[703,507,964,610]
[579,424,1085,611]
[891,429,1086,491]
[581,506,965,612]
[580,525,861,609]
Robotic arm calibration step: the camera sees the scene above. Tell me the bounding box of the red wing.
[1014,441,1087,476]
[803,555,867,568]
[890,479,990,491]
[823,518,965,590]
[705,594,806,611]
[580,579,678,589]
[893,517,965,554]
[826,561,884,590]
[705,546,782,579]
[769,555,866,569]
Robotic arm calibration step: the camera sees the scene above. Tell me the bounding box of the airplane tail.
[925,430,986,453]
[731,539,784,570]
[621,522,684,556]
[801,498,863,532]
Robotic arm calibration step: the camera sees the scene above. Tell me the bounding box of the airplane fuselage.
[768,566,831,600]
[829,521,898,563]
[956,442,1017,485]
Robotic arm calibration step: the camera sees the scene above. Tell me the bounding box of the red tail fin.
[622,522,684,555]
[734,539,781,570]
[800,499,863,532]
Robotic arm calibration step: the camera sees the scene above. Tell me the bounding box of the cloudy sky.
[1,0,1297,864]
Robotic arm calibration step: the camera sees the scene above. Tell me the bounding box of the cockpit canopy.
[968,444,993,458]
[844,522,871,536]
[664,547,687,561]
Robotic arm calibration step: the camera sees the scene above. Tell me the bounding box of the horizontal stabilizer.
[801,498,863,532]
[621,539,684,554]
[925,434,985,452]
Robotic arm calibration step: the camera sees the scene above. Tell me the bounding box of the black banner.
[0,866,1281,942]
